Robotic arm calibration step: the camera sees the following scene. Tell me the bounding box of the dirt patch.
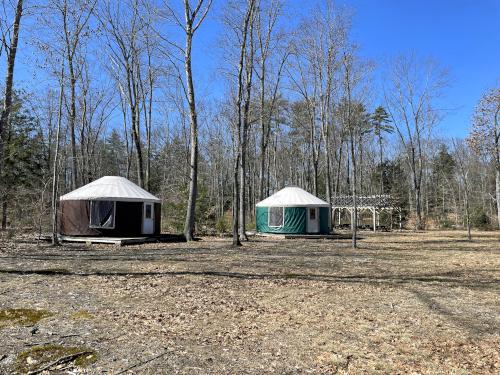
[0,230,498,374]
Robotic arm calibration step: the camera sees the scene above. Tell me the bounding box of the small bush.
[247,218,256,231]
[470,208,490,229]
[216,217,229,234]
[439,218,454,229]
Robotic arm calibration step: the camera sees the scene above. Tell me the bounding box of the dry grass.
[0,230,498,374]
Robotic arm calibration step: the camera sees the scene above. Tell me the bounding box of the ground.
[0,230,499,374]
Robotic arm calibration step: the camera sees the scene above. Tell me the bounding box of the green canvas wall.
[319,207,330,234]
[256,206,306,234]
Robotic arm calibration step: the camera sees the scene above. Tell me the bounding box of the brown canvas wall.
[59,200,161,237]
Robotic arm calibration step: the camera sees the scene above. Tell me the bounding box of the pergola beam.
[331,195,402,231]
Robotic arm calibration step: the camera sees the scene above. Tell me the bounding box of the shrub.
[470,208,490,229]
[216,217,229,234]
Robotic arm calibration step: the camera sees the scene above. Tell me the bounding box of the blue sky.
[344,0,500,137]
[193,0,500,138]
[9,0,500,138]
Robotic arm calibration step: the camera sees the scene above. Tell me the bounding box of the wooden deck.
[58,236,154,246]
[38,234,186,246]
[255,232,352,240]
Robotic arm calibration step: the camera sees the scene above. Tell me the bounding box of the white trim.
[268,206,284,228]
[89,200,116,229]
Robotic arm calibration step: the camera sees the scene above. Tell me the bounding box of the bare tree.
[51,62,65,245]
[452,139,472,240]
[287,2,349,197]
[254,0,287,202]
[307,1,349,204]
[99,0,148,187]
[341,52,358,248]
[288,40,321,195]
[385,54,449,230]
[161,0,212,240]
[237,1,257,241]
[469,86,500,228]
[77,65,114,183]
[222,0,256,246]
[56,0,96,189]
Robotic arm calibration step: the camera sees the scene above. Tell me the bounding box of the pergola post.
[338,209,341,226]
[372,208,376,232]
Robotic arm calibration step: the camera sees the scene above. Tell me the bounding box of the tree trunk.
[258,61,267,202]
[146,73,153,191]
[350,134,357,249]
[324,133,332,204]
[232,154,241,246]
[496,168,500,229]
[259,141,266,201]
[239,130,247,240]
[238,3,255,241]
[52,64,65,246]
[232,0,254,243]
[67,55,78,189]
[465,185,471,241]
[415,186,422,230]
[334,139,344,195]
[1,202,7,229]
[126,59,144,186]
[312,159,319,196]
[183,25,198,241]
[0,0,23,230]
[379,133,384,194]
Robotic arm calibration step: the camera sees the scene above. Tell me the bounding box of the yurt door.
[142,203,154,234]
[307,207,319,233]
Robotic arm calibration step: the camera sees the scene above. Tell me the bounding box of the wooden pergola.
[331,195,402,231]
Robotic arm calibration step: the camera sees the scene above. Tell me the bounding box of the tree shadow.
[0,268,497,292]
[409,287,499,336]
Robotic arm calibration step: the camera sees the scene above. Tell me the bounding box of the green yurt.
[256,187,331,234]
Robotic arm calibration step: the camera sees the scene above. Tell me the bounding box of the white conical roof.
[60,176,161,203]
[256,186,330,207]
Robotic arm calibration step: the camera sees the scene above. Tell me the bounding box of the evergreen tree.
[370,106,393,194]
[2,94,47,228]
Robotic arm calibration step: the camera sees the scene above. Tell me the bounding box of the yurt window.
[89,200,116,229]
[268,207,284,227]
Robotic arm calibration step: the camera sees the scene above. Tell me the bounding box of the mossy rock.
[16,344,97,373]
[0,308,52,329]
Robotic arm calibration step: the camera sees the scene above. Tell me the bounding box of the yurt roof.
[60,176,161,203]
[256,186,330,208]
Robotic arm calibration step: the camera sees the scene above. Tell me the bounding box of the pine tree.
[370,106,393,194]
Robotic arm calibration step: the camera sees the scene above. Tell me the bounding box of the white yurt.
[256,186,331,234]
[59,176,161,237]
